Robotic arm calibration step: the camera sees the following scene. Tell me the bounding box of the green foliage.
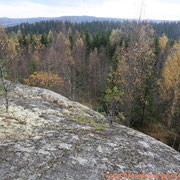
[40,34,49,46]
[154,37,160,58]
[105,86,122,102]
[0,62,8,79]
[75,115,90,125]
[101,23,159,127]
[110,52,119,71]
[115,112,125,123]
[103,86,124,124]
[69,35,74,49]
[28,60,37,75]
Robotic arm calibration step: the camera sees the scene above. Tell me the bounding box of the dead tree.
[0,63,11,113]
[0,26,15,113]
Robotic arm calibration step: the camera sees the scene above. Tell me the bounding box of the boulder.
[0,83,179,180]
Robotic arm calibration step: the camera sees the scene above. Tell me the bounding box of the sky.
[0,0,180,20]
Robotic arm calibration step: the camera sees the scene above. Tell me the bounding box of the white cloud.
[0,0,179,20]
[144,0,180,20]
[91,0,142,19]
[0,2,78,18]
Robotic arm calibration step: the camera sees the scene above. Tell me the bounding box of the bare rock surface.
[0,83,180,180]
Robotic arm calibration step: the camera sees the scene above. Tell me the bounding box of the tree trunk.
[141,103,146,126]
[0,67,9,113]
[172,133,177,149]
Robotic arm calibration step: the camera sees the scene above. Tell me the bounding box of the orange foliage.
[24,71,63,88]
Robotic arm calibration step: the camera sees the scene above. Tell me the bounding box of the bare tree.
[0,66,11,112]
[0,26,16,112]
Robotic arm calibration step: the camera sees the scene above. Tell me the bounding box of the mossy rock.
[74,115,108,130]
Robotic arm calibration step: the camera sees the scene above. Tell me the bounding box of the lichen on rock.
[0,82,179,180]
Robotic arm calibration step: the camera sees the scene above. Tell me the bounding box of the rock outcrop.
[0,83,180,180]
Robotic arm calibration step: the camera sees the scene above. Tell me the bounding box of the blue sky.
[0,0,180,20]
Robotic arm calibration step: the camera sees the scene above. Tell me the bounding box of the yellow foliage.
[24,71,63,88]
[110,29,123,46]
[158,43,180,99]
[76,38,84,47]
[159,34,168,49]
[158,42,180,126]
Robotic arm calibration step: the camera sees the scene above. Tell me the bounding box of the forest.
[0,20,180,151]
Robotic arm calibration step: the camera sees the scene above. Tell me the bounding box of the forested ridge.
[6,20,180,40]
[0,20,180,151]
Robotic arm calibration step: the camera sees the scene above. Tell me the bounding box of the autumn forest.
[0,20,180,151]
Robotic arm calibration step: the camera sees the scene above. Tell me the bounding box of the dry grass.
[134,122,175,145]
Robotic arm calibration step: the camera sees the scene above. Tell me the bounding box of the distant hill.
[0,16,126,27]
[3,16,180,39]
[0,17,51,27]
[1,16,178,28]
